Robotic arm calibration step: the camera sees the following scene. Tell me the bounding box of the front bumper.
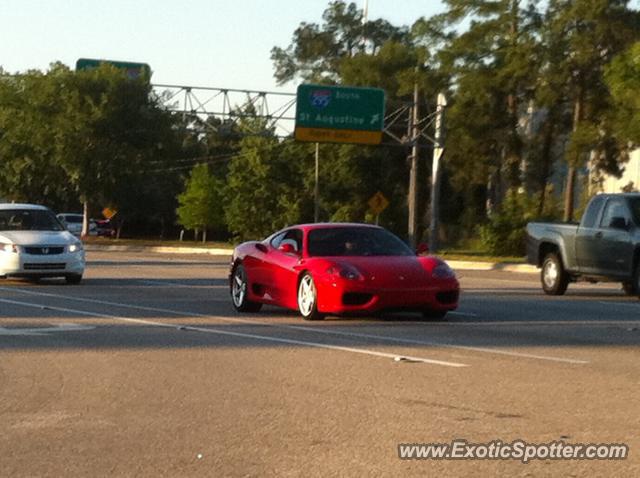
[315,276,459,314]
[0,250,85,277]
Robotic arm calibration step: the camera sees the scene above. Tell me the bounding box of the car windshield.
[63,215,83,223]
[629,197,640,225]
[0,209,64,232]
[307,227,413,257]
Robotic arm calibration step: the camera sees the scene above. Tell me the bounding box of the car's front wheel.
[230,264,262,313]
[541,252,569,295]
[297,273,324,320]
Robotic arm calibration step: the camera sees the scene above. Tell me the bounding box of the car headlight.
[2,243,18,253]
[68,243,83,253]
[326,264,363,281]
[432,262,455,279]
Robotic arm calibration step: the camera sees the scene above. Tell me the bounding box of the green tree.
[605,41,640,144]
[176,163,225,242]
[544,0,640,220]
[55,63,172,234]
[0,64,73,207]
[433,1,542,206]
[224,121,304,240]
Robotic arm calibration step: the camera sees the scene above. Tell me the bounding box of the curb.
[84,244,234,256]
[85,244,538,274]
[447,260,537,274]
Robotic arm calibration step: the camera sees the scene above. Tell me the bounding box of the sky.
[0,0,445,94]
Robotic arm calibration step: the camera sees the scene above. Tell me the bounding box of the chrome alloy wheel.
[297,274,316,317]
[232,266,248,308]
[543,259,558,289]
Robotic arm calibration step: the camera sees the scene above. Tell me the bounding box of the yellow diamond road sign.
[368,192,389,215]
[102,207,117,219]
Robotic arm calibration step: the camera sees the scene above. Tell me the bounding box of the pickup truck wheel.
[541,253,569,296]
[622,281,637,296]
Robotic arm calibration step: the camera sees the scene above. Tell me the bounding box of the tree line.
[3,1,640,254]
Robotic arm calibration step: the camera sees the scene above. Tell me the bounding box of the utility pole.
[407,80,419,248]
[429,92,447,253]
[314,142,320,222]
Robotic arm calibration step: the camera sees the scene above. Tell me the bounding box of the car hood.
[338,256,429,286]
[0,230,77,246]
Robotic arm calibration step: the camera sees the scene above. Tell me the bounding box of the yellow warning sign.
[368,192,389,215]
[102,207,117,219]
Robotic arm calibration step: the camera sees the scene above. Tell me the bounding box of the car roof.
[285,222,383,232]
[0,203,50,211]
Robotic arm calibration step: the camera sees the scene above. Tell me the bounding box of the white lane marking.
[0,319,95,336]
[0,297,468,368]
[447,311,478,317]
[0,287,590,364]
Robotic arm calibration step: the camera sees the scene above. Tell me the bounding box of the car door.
[576,195,606,273]
[592,198,634,277]
[264,228,303,308]
[254,231,287,301]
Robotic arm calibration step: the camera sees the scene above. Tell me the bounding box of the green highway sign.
[295,84,385,145]
[76,58,151,79]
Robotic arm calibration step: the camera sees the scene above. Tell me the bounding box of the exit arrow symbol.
[0,323,95,336]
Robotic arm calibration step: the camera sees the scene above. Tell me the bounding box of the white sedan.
[0,204,85,283]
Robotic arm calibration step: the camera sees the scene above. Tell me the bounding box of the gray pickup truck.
[526,193,640,297]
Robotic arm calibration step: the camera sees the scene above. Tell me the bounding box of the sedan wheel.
[297,273,324,320]
[231,264,262,313]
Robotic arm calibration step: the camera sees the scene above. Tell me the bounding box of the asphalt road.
[0,251,639,477]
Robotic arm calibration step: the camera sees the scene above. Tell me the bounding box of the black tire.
[65,274,83,285]
[297,273,324,320]
[421,310,448,321]
[541,252,569,295]
[632,262,640,300]
[230,264,262,313]
[622,281,637,296]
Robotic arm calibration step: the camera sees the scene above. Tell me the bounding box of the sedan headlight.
[2,243,18,253]
[68,243,83,253]
[432,262,455,279]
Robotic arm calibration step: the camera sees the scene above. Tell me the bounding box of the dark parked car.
[526,193,640,297]
[93,219,115,237]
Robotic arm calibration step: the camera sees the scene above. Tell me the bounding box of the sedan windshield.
[307,227,413,257]
[0,209,64,232]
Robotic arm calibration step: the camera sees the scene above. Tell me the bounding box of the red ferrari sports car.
[229,223,459,320]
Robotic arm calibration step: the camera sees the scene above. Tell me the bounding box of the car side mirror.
[609,217,630,230]
[255,243,268,253]
[278,243,297,254]
[416,243,429,255]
